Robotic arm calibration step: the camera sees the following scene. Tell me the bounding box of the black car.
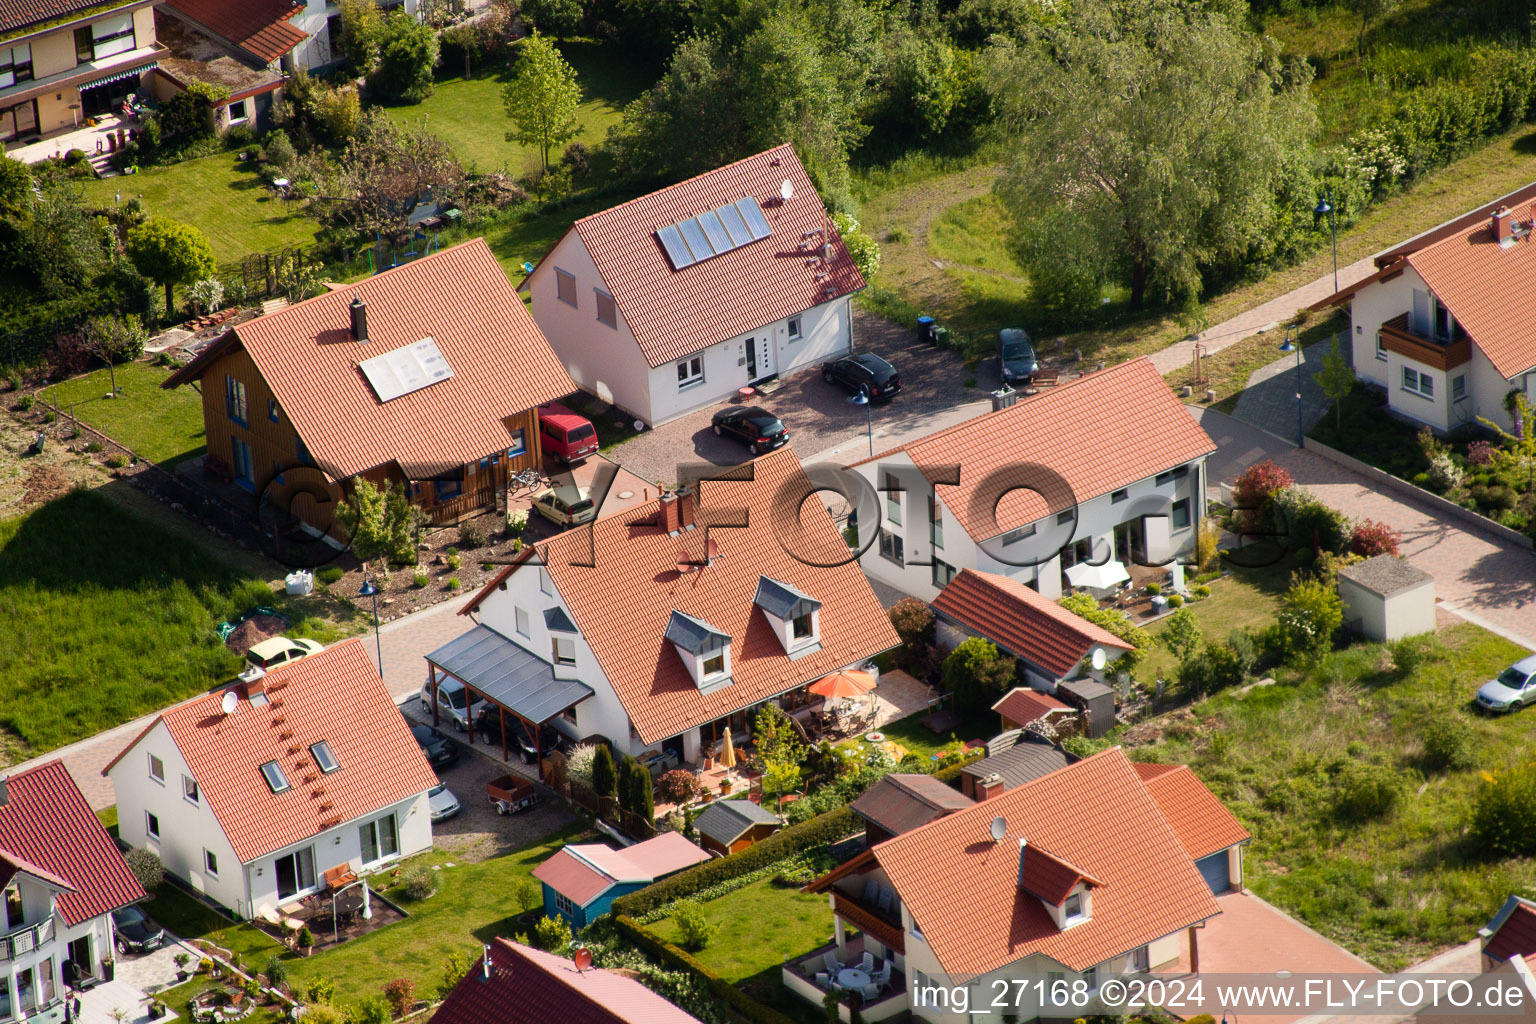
[997,328,1039,386]
[710,406,789,455]
[822,352,901,400]
[477,708,566,765]
[408,721,461,769]
[112,906,165,955]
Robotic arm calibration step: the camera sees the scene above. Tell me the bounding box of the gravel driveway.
[607,309,999,484]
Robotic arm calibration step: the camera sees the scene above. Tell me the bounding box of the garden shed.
[1056,679,1116,738]
[1336,555,1435,642]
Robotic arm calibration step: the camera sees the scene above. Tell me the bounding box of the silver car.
[1476,654,1536,712]
[428,783,461,823]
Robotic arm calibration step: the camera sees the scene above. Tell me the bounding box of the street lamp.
[359,572,382,678]
[1315,189,1338,294]
[848,390,873,457]
[1279,329,1304,447]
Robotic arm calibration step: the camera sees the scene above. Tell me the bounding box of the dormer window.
[703,652,726,677]
[665,610,733,693]
[1064,893,1085,923]
[753,576,821,657]
[1017,838,1099,930]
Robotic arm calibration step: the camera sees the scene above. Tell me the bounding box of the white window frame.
[787,316,802,340]
[878,528,904,567]
[1064,892,1086,924]
[148,753,164,784]
[1001,524,1036,546]
[1171,498,1191,531]
[204,849,219,877]
[1452,374,1467,401]
[554,891,577,917]
[1402,366,1434,399]
[183,774,200,805]
[358,813,400,865]
[883,471,901,525]
[702,651,727,678]
[552,636,576,666]
[227,98,249,125]
[539,567,553,595]
[555,268,577,307]
[677,356,704,391]
[1375,334,1387,361]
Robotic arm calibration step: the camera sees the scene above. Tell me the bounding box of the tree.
[762,750,802,812]
[436,947,476,1000]
[369,10,440,104]
[530,915,572,952]
[1479,394,1536,495]
[1158,609,1203,664]
[752,703,805,768]
[1232,459,1294,532]
[503,33,582,172]
[1340,0,1399,58]
[992,0,1315,309]
[326,112,463,233]
[617,756,653,820]
[0,156,30,219]
[336,478,420,565]
[657,769,702,804]
[125,848,163,891]
[24,184,109,298]
[126,218,216,315]
[521,0,584,38]
[671,900,717,951]
[1313,339,1355,432]
[336,0,384,73]
[940,637,1016,713]
[81,314,148,396]
[591,743,618,799]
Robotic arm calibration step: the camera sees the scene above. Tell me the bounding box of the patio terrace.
[783,935,909,1023]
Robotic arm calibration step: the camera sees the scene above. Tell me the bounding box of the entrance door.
[66,936,92,983]
[744,339,758,381]
[275,846,316,901]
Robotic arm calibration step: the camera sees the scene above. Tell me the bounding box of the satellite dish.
[1090,648,1108,672]
[220,690,239,716]
[572,947,592,972]
[676,550,695,573]
[780,179,794,202]
[989,816,1007,843]
[706,537,719,563]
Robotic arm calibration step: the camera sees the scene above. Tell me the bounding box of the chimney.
[0,776,8,807]
[990,386,1018,412]
[676,486,696,530]
[481,944,492,981]
[658,492,682,535]
[977,773,1006,801]
[1493,205,1513,242]
[1016,836,1029,888]
[350,295,368,343]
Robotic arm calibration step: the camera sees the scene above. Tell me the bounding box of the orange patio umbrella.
[808,669,876,700]
[718,726,738,770]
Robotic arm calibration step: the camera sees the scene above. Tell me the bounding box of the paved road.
[1196,407,1536,651]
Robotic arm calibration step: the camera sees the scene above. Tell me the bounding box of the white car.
[239,637,324,682]
[428,783,461,823]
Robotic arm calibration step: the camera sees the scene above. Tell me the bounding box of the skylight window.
[260,761,290,793]
[656,197,773,270]
[310,741,340,774]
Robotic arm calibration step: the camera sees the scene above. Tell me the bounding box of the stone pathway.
[79,938,199,1024]
[1230,334,1342,444]
[1148,256,1378,376]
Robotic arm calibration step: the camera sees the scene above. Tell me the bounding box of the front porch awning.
[426,624,592,723]
[81,61,158,89]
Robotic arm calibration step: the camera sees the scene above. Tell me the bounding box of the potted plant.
[174,953,192,980]
[298,926,315,957]
[102,956,116,982]
[148,1000,167,1019]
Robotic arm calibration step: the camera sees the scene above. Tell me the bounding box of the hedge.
[611,806,861,919]
[613,915,801,1024]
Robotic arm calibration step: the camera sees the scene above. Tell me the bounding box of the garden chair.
[861,984,881,1003]
[862,879,879,905]
[859,951,875,972]
[815,972,830,989]
[823,951,844,975]
[874,963,892,989]
[876,888,894,915]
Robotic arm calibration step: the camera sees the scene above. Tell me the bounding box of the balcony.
[0,918,54,960]
[1379,312,1471,371]
[831,890,904,954]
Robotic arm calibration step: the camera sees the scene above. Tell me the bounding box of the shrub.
[506,508,529,536]
[317,566,345,586]
[1349,519,1400,557]
[1226,629,1258,679]
[1389,634,1440,678]
[1057,593,1151,651]
[531,915,572,952]
[670,899,717,951]
[561,141,591,178]
[402,866,438,900]
[564,743,598,788]
[1192,584,1211,598]
[459,521,487,548]
[352,995,390,1024]
[64,148,88,165]
[1271,488,1348,556]
[1232,459,1293,530]
[1420,710,1475,771]
[1167,594,1183,608]
[1467,439,1496,466]
[658,769,703,805]
[265,956,288,991]
[1144,581,1162,596]
[125,847,163,890]
[446,552,463,570]
[226,124,256,147]
[412,572,428,588]
[941,637,1015,713]
[264,130,295,168]
[436,948,475,1000]
[1333,760,1403,819]
[299,1006,345,1024]
[888,597,936,669]
[382,978,414,1018]
[244,978,261,999]
[297,925,315,949]
[241,144,262,160]
[1280,575,1343,661]
[1473,762,1536,856]
[304,977,336,1003]
[446,577,461,590]
[1427,452,1463,492]
[15,394,33,411]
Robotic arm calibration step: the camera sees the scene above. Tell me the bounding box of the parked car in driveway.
[428,783,461,823]
[407,720,461,768]
[538,402,600,465]
[531,484,596,527]
[997,328,1039,386]
[822,352,901,400]
[477,707,567,765]
[1477,654,1536,712]
[711,406,789,455]
[239,637,324,682]
[420,677,484,731]
[112,906,164,955]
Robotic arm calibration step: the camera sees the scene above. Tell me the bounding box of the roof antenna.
[481,944,492,981]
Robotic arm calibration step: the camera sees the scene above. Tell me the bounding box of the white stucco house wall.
[1336,554,1436,642]
[519,144,865,426]
[105,640,438,921]
[849,358,1216,603]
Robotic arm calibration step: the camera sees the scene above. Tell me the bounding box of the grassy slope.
[1124,622,1532,969]
[44,362,207,465]
[77,152,321,264]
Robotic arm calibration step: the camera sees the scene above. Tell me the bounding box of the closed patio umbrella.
[718,726,737,769]
[808,669,876,700]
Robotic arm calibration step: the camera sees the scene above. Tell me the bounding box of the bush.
[1473,762,1536,856]
[888,597,936,670]
[1420,710,1475,771]
[304,977,336,1003]
[459,521,487,548]
[670,900,717,951]
[1232,460,1293,530]
[1192,584,1211,598]
[1167,594,1183,608]
[1349,519,1400,557]
[298,1006,345,1024]
[15,394,33,411]
[265,956,288,991]
[436,948,475,1000]
[317,566,345,586]
[352,995,390,1024]
[658,769,703,805]
[367,11,440,103]
[446,577,461,590]
[64,149,88,165]
[1389,634,1440,678]
[125,848,163,890]
[531,914,572,952]
[402,866,438,900]
[1333,760,1403,819]
[560,141,591,179]
[226,124,255,147]
[1427,452,1463,492]
[412,572,428,588]
[940,637,1015,713]
[1271,488,1348,556]
[592,743,618,798]
[265,130,295,168]
[382,978,414,1018]
[446,552,462,570]
[1280,575,1343,661]
[297,925,315,949]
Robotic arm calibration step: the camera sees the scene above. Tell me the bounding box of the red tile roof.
[0,761,144,926]
[1136,764,1250,861]
[1405,209,1536,378]
[854,359,1215,539]
[1131,762,1179,782]
[936,570,1133,678]
[1487,901,1536,963]
[532,849,615,907]
[166,239,576,479]
[991,687,1071,727]
[433,939,704,1024]
[104,640,438,864]
[869,747,1222,975]
[1017,844,1102,906]
[538,145,865,368]
[534,835,710,906]
[163,0,306,63]
[476,448,900,744]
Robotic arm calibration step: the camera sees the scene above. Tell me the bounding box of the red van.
[538,402,599,464]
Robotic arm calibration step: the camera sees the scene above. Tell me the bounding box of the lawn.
[42,361,207,465]
[1121,621,1534,970]
[862,705,995,760]
[77,152,321,264]
[1136,558,1293,683]
[0,487,342,756]
[151,825,585,1011]
[384,41,652,175]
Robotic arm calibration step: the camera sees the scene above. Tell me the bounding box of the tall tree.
[503,33,583,172]
[126,218,215,315]
[335,0,384,72]
[1313,338,1355,432]
[368,10,440,103]
[992,0,1315,310]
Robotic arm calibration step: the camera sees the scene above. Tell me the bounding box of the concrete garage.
[1337,555,1436,642]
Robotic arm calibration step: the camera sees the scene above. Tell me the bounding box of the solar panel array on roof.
[656,196,773,270]
[358,337,454,403]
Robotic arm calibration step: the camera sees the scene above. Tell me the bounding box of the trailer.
[486,773,540,815]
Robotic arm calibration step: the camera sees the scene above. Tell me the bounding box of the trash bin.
[933,326,951,349]
[916,315,936,344]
